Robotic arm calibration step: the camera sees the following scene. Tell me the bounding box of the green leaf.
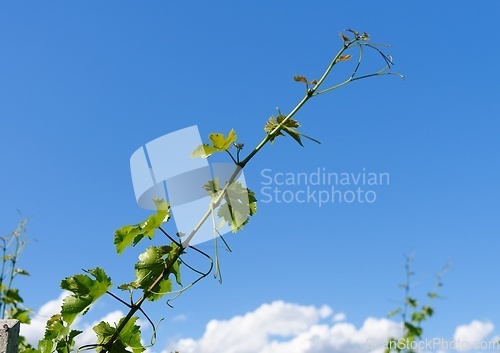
[38,314,72,353]
[124,245,181,301]
[38,339,55,353]
[3,288,24,304]
[427,291,438,299]
[119,316,144,353]
[282,126,304,146]
[7,307,31,324]
[217,183,257,232]
[114,199,170,254]
[388,308,402,317]
[406,297,418,308]
[43,315,68,341]
[422,305,434,317]
[15,268,30,276]
[19,349,40,353]
[404,322,422,339]
[94,316,145,353]
[60,268,112,325]
[411,312,425,323]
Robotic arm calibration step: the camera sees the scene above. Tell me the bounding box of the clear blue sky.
[1,2,499,352]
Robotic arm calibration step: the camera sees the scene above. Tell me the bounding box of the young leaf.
[114,198,170,254]
[60,268,112,325]
[264,115,320,146]
[191,129,237,158]
[293,75,317,85]
[37,314,77,353]
[336,54,352,62]
[217,183,257,232]
[388,308,402,317]
[38,339,55,353]
[404,322,423,339]
[3,288,24,304]
[14,268,30,276]
[339,32,350,42]
[422,305,434,317]
[345,28,360,37]
[19,349,39,353]
[210,129,237,150]
[293,75,308,83]
[264,115,299,143]
[202,178,221,198]
[43,315,68,341]
[411,311,425,323]
[406,297,418,308]
[190,144,220,159]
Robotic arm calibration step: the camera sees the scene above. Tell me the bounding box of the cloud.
[453,320,495,351]
[163,301,401,353]
[332,313,346,322]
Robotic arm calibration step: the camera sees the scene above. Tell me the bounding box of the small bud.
[336,54,352,62]
[339,32,350,42]
[293,75,308,83]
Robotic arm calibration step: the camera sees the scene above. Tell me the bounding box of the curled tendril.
[159,227,214,308]
[313,34,404,96]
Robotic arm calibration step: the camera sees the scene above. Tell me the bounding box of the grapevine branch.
[38,30,402,353]
[102,31,401,353]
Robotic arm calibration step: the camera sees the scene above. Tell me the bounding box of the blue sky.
[1,1,500,352]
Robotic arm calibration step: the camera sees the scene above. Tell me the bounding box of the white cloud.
[453,320,495,351]
[32,297,500,353]
[163,301,401,353]
[332,313,346,322]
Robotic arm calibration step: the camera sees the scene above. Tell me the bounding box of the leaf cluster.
[264,115,320,147]
[191,129,237,159]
